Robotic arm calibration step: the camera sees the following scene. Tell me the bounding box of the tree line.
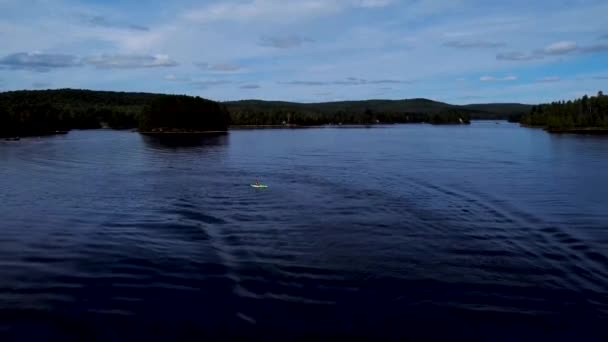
[0,89,147,137]
[139,95,230,132]
[1,89,509,138]
[227,107,470,126]
[0,89,228,137]
[520,91,608,130]
[226,99,472,125]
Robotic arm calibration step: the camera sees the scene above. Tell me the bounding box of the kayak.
[251,184,268,188]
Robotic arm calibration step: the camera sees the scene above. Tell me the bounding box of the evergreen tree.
[520,91,608,130]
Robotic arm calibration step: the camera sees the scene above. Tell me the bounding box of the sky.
[0,0,607,104]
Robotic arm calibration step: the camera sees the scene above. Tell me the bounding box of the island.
[0,89,230,138]
[1,89,535,139]
[138,95,230,135]
[519,91,608,133]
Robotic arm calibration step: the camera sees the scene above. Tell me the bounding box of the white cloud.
[85,54,178,69]
[497,38,608,62]
[0,52,81,71]
[543,41,577,55]
[480,75,518,82]
[164,74,192,82]
[496,51,542,61]
[101,29,173,53]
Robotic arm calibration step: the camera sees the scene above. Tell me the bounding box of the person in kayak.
[255,180,260,186]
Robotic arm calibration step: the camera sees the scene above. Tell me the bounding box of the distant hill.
[460,103,533,119]
[225,98,531,121]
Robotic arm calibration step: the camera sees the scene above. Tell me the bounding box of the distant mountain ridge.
[225,98,532,120]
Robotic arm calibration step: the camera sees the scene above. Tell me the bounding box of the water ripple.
[0,125,606,339]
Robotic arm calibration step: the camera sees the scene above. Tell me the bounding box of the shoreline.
[0,121,507,140]
[1,131,69,140]
[546,127,608,134]
[229,124,314,129]
[521,124,608,134]
[139,130,229,135]
[520,124,546,129]
[229,122,471,129]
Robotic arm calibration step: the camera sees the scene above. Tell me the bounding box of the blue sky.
[0,0,607,104]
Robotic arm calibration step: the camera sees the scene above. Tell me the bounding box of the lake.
[0,122,606,340]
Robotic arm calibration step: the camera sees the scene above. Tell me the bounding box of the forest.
[224,98,533,125]
[139,95,230,133]
[0,89,229,137]
[0,89,148,137]
[225,99,473,125]
[520,91,608,131]
[0,89,532,137]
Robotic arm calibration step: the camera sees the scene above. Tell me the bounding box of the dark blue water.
[0,122,607,340]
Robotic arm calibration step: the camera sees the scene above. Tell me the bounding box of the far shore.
[229,124,313,129]
[520,124,608,134]
[16,121,608,140]
[0,121,505,140]
[139,130,229,136]
[229,124,381,129]
[546,127,608,134]
[229,122,473,129]
[520,124,546,129]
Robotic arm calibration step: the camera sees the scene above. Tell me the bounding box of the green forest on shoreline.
[0,89,479,138]
[0,88,605,138]
[519,91,608,132]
